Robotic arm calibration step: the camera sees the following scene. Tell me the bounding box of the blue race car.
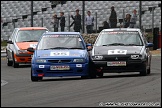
[27,32,96,81]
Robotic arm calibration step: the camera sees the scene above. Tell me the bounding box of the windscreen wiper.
[22,40,38,42]
[124,44,142,46]
[68,47,84,49]
[43,47,69,50]
[102,43,125,46]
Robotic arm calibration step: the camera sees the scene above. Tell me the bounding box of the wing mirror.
[27,47,35,52]
[86,43,92,51]
[7,40,13,44]
[146,43,154,47]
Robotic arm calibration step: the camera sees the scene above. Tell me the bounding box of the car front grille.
[104,56,130,61]
[48,60,71,63]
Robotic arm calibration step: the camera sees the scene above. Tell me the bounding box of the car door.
[7,29,18,60]
[142,32,151,66]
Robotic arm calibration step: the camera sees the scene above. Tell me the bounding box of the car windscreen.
[37,34,85,50]
[95,31,143,46]
[15,29,47,42]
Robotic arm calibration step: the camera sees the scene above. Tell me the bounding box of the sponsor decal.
[76,64,82,67]
[106,32,138,34]
[70,53,80,56]
[30,44,37,48]
[42,54,49,57]
[43,35,79,37]
[78,38,82,41]
[39,65,45,68]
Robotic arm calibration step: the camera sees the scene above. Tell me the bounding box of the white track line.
[1,80,8,86]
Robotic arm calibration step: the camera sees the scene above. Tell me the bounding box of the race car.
[6,27,49,68]
[28,32,95,81]
[90,28,154,77]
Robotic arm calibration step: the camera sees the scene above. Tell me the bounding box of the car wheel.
[88,60,97,78]
[6,55,13,66]
[31,69,42,82]
[140,64,147,76]
[88,66,96,79]
[81,76,89,79]
[147,65,151,75]
[97,72,104,77]
[12,53,19,68]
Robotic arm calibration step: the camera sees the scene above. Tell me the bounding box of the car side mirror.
[27,47,35,52]
[146,43,154,47]
[86,43,92,51]
[7,40,13,44]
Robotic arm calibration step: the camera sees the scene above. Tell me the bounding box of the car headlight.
[93,55,103,60]
[131,55,142,59]
[17,50,28,54]
[73,59,84,62]
[36,59,47,63]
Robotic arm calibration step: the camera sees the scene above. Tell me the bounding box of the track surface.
[1,56,161,107]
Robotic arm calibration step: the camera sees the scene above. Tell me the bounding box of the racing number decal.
[30,44,37,48]
[108,50,127,55]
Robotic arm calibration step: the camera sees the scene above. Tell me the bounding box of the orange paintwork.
[12,27,48,63]
[14,54,32,63]
[19,27,47,30]
[15,42,38,63]
[16,42,38,50]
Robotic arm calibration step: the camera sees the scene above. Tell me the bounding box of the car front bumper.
[92,59,147,73]
[14,54,32,64]
[31,63,89,77]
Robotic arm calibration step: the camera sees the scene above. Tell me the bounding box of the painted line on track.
[1,80,8,86]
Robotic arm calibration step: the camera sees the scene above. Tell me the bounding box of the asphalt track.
[1,56,161,107]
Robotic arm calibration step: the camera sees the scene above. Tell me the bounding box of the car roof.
[16,27,48,30]
[44,32,81,35]
[102,28,141,32]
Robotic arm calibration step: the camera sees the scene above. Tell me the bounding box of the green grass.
[1,40,7,46]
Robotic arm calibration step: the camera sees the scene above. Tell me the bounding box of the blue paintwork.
[31,32,90,77]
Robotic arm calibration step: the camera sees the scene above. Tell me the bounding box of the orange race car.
[6,27,49,68]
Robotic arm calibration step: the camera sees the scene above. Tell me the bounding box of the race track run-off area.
[1,56,161,107]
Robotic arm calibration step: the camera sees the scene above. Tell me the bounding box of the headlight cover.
[73,59,84,63]
[131,55,142,59]
[17,50,28,54]
[36,59,47,63]
[93,55,103,60]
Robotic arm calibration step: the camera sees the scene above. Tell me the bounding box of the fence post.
[12,19,15,28]
[123,9,125,22]
[95,12,97,33]
[68,14,70,31]
[82,1,85,33]
[41,18,43,27]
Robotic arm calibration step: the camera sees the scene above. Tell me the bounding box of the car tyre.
[12,52,19,68]
[147,66,151,75]
[31,69,42,82]
[81,76,89,79]
[7,55,13,66]
[140,64,147,76]
[88,62,96,78]
[97,72,104,77]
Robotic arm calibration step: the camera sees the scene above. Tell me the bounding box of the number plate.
[50,65,70,70]
[107,61,126,66]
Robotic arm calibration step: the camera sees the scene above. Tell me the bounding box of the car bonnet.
[93,46,144,55]
[16,42,38,50]
[35,49,87,58]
